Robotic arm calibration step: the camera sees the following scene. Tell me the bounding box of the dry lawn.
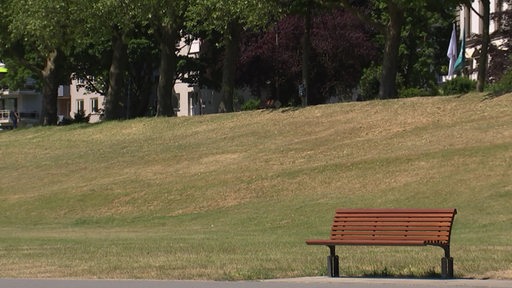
[0,93,511,280]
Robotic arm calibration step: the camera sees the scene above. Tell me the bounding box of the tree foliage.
[336,0,464,99]
[71,0,169,119]
[238,9,378,104]
[397,2,454,94]
[186,0,281,112]
[1,0,501,123]
[0,0,75,125]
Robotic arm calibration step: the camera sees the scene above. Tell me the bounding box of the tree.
[238,9,377,104]
[88,0,137,120]
[142,0,189,117]
[338,0,411,99]
[0,0,74,125]
[313,9,378,99]
[278,0,324,105]
[70,0,191,119]
[125,37,159,118]
[71,1,165,119]
[300,0,314,106]
[398,2,454,93]
[187,0,281,112]
[340,0,465,99]
[241,0,454,103]
[74,0,167,120]
[474,0,491,92]
[378,1,404,99]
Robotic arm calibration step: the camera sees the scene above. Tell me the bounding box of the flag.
[453,28,465,73]
[447,24,458,77]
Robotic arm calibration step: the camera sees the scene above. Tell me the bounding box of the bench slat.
[330,235,450,241]
[334,208,456,213]
[330,231,451,237]
[334,217,454,222]
[305,239,427,246]
[331,231,450,237]
[334,212,455,217]
[332,225,451,230]
[333,222,453,227]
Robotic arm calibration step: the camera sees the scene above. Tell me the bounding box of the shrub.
[489,69,512,96]
[440,77,476,95]
[359,64,381,100]
[398,87,436,98]
[241,98,261,111]
[73,110,90,123]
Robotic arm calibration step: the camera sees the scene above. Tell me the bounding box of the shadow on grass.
[361,266,443,279]
[482,91,512,101]
[253,106,304,114]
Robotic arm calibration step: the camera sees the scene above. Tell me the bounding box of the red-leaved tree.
[238,8,378,105]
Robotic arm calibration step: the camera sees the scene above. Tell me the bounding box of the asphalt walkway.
[1,277,511,288]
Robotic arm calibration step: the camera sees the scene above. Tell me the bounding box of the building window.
[77,99,84,113]
[91,98,99,113]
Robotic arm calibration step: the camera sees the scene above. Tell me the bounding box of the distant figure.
[9,110,19,129]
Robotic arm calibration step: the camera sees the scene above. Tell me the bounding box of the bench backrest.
[330,208,457,246]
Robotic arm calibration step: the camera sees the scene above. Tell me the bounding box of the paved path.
[1,277,511,288]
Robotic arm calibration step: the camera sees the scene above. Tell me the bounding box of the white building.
[67,77,104,123]
[174,38,234,116]
[175,38,210,116]
[457,0,510,80]
[0,63,42,128]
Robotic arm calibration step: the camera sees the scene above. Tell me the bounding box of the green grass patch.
[1,93,512,280]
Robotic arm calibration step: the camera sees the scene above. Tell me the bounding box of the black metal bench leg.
[441,246,454,279]
[327,246,339,277]
[441,257,454,278]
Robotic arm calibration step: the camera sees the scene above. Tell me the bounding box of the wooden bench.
[306,208,457,278]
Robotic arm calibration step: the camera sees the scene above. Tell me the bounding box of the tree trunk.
[301,3,312,107]
[133,69,154,117]
[156,25,180,117]
[105,28,128,120]
[40,49,61,125]
[378,1,404,99]
[219,21,241,113]
[477,0,490,92]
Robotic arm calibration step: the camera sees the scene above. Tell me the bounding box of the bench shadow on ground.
[355,268,476,280]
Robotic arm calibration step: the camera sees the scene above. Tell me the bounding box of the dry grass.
[0,93,511,280]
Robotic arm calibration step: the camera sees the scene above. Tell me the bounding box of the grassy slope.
[0,93,511,280]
